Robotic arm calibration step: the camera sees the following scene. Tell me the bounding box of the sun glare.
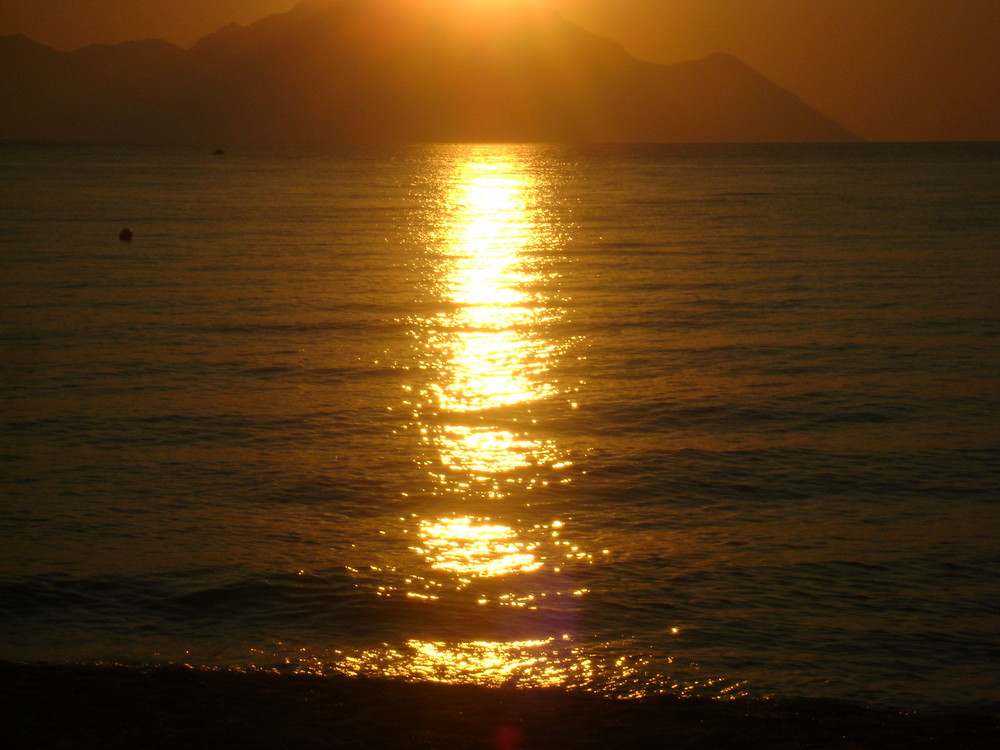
[335,637,597,689]
[347,145,598,688]
[405,149,571,498]
[390,148,586,594]
[412,516,542,578]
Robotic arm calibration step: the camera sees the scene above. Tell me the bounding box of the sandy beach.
[2,661,997,749]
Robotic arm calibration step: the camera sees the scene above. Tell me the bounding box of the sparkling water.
[1,142,998,713]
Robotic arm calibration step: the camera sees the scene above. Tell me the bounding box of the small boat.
[212,148,226,155]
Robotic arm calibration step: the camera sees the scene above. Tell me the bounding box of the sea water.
[1,142,998,714]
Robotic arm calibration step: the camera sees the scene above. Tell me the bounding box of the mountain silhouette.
[0,0,859,144]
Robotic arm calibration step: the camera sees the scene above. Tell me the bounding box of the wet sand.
[2,661,997,749]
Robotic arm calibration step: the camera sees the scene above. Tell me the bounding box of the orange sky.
[2,0,998,141]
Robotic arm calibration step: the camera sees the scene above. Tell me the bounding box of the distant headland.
[0,0,859,145]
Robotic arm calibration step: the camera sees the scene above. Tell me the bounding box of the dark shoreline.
[2,661,997,749]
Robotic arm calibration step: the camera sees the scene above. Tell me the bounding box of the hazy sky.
[2,0,998,141]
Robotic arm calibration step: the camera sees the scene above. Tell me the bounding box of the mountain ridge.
[0,0,859,144]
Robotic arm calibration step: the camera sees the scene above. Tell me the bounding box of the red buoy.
[119,228,133,241]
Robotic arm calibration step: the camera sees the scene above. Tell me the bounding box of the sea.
[1,141,998,716]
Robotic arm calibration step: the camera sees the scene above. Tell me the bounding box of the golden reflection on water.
[412,516,542,580]
[336,637,597,689]
[365,147,594,687]
[298,148,724,699]
[404,149,578,579]
[327,638,742,700]
[416,158,563,419]
[409,152,573,496]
